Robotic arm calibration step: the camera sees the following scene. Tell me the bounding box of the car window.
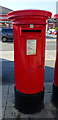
[6,29,13,32]
[2,29,13,33]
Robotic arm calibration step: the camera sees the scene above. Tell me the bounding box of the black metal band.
[14,87,44,114]
[51,83,58,107]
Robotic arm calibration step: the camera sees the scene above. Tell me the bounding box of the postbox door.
[15,28,45,94]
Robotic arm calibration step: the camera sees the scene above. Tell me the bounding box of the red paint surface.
[54,14,58,86]
[54,14,58,19]
[54,51,58,86]
[8,10,52,94]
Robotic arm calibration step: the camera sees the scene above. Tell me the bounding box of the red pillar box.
[8,10,52,114]
[52,14,58,107]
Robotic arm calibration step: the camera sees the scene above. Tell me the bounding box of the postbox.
[52,14,58,107]
[8,10,52,113]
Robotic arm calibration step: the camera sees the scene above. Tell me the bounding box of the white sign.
[26,40,36,55]
[30,24,34,28]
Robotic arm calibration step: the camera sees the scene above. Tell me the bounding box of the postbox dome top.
[54,14,58,19]
[8,9,52,20]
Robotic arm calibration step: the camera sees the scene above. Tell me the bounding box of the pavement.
[1,83,58,119]
[0,34,58,119]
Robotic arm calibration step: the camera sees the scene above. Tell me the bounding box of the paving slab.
[7,94,14,107]
[28,109,55,118]
[2,85,9,107]
[8,84,14,95]
[0,116,2,120]
[2,85,9,95]
[4,106,16,118]
[45,82,52,93]
[2,96,7,107]
[2,107,5,118]
[0,106,2,119]
[0,98,2,107]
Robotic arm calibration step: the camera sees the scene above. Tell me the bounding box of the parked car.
[0,28,13,42]
[52,27,58,35]
[52,30,58,35]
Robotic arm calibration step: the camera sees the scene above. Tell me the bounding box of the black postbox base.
[14,87,44,114]
[51,84,58,107]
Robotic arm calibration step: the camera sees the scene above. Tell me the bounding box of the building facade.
[0,6,13,28]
